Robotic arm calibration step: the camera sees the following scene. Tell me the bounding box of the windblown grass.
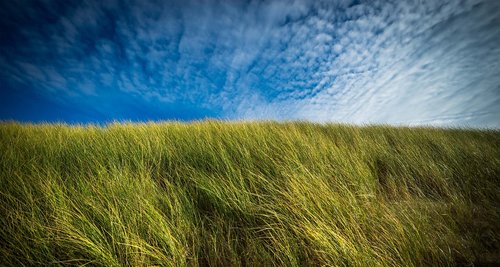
[0,121,498,266]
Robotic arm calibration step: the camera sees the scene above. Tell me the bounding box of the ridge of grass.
[0,121,499,266]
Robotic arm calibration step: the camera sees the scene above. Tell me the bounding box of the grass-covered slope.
[0,121,498,266]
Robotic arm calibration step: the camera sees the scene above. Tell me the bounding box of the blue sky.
[0,0,499,127]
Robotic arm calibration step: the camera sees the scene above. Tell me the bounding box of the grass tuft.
[0,121,499,266]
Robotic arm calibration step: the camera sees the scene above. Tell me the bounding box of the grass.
[0,121,498,266]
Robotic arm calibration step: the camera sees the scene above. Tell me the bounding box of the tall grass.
[0,121,498,266]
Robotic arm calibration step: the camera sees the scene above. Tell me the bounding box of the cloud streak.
[0,0,499,126]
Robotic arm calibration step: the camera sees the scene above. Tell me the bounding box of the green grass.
[0,121,498,266]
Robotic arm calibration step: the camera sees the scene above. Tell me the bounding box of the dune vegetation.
[0,121,498,266]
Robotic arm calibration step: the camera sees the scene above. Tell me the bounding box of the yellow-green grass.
[0,121,498,266]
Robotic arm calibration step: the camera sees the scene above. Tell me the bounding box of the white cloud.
[1,0,499,126]
[228,0,500,128]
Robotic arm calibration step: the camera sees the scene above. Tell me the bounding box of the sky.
[0,0,499,127]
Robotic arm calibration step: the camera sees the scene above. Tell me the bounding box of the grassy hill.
[0,121,498,266]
